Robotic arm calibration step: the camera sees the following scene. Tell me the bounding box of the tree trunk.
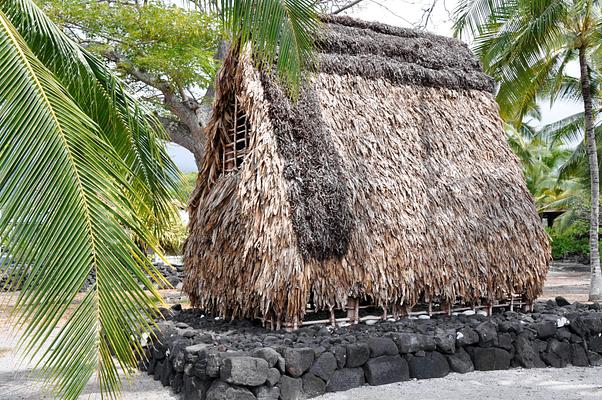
[578,47,602,301]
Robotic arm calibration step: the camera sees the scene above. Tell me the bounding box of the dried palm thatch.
[183,16,550,324]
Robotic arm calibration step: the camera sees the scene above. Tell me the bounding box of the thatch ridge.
[317,15,495,92]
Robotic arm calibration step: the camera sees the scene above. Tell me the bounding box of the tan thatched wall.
[183,19,550,324]
[307,73,549,311]
[184,50,308,320]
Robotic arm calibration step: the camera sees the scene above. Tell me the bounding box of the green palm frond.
[200,0,320,93]
[0,4,170,399]
[1,0,183,238]
[453,0,515,39]
[540,111,585,145]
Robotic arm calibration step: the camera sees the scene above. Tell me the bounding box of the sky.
[169,0,584,172]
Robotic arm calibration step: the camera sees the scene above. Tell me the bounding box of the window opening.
[222,94,250,173]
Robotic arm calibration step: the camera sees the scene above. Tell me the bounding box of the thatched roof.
[183,16,550,324]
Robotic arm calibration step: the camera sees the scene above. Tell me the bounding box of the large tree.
[1,0,320,398]
[40,0,372,169]
[39,0,222,169]
[455,0,602,300]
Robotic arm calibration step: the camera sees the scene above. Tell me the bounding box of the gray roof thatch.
[183,16,550,324]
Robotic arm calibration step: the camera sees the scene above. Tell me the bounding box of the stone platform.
[140,298,602,400]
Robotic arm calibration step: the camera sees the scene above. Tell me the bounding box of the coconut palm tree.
[454,0,602,300]
[0,0,319,398]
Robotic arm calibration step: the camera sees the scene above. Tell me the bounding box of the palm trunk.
[578,47,602,301]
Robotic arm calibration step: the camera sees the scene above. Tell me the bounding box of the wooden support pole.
[428,302,433,317]
[329,306,336,327]
[392,304,399,320]
[347,297,360,324]
[521,295,533,313]
[382,306,388,321]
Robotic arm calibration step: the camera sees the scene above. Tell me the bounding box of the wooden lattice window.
[222,95,250,173]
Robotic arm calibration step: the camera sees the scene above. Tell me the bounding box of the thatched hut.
[183,16,550,326]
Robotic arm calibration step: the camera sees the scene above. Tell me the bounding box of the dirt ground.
[0,262,599,399]
[316,366,602,400]
[541,262,592,303]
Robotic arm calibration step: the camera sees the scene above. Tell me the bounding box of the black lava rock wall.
[140,298,602,400]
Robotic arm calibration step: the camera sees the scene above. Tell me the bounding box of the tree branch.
[332,0,365,14]
[157,116,196,151]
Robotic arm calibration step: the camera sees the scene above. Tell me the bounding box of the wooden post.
[347,297,359,324]
[486,303,493,316]
[521,295,533,313]
[428,302,433,317]
[392,304,399,320]
[382,306,388,321]
[509,296,514,312]
[329,305,336,327]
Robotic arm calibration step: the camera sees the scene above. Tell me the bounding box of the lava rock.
[284,348,314,378]
[346,343,370,368]
[392,333,422,354]
[475,322,498,347]
[555,327,572,341]
[363,355,409,385]
[446,347,474,373]
[160,359,172,386]
[456,327,479,346]
[568,316,588,337]
[588,336,602,353]
[253,386,280,400]
[588,351,602,366]
[302,373,326,398]
[266,368,281,386]
[408,351,450,379]
[367,337,398,357]
[332,345,347,368]
[534,321,556,339]
[182,375,211,400]
[252,348,283,369]
[470,347,511,371]
[571,343,589,367]
[221,356,268,386]
[581,315,602,335]
[541,351,564,368]
[326,368,365,392]
[278,375,303,400]
[513,333,539,368]
[206,381,256,400]
[497,333,514,351]
[549,339,572,364]
[310,352,337,381]
[434,330,456,354]
[555,296,571,307]
[171,372,184,394]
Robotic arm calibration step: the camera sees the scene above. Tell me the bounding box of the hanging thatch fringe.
[183,17,550,325]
